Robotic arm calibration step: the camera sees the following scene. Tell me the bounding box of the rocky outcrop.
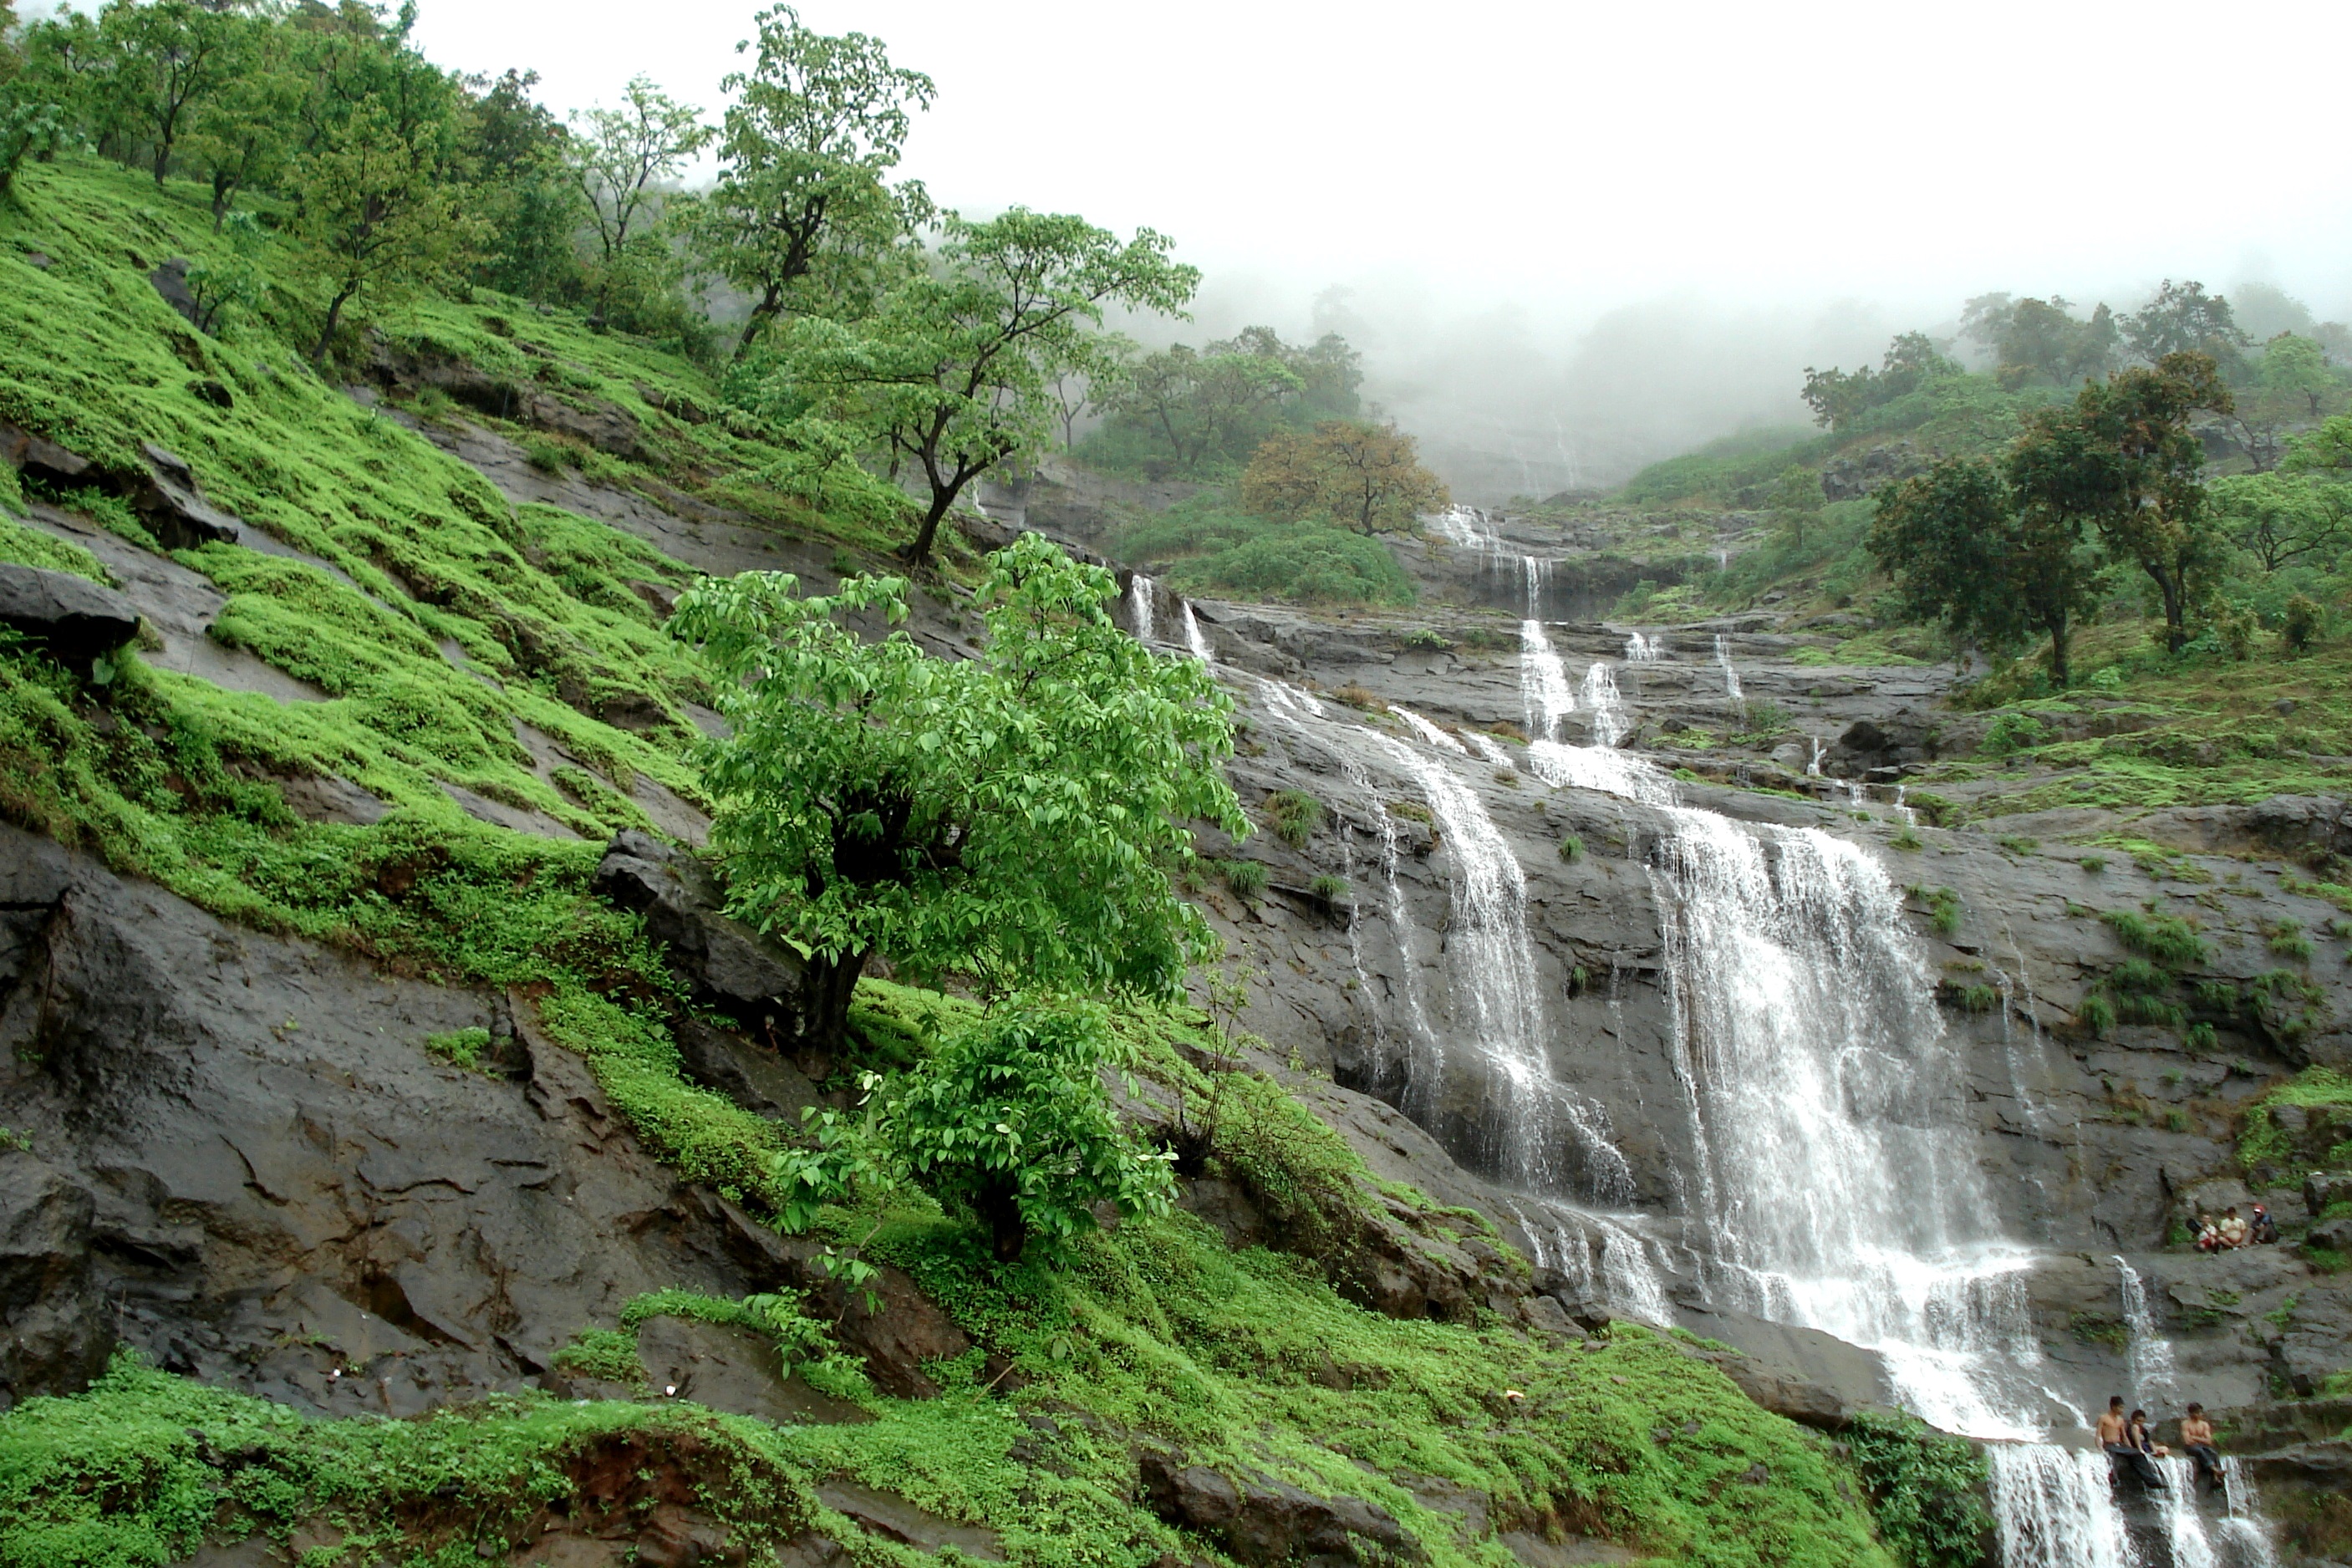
[0,822,822,1413]
[1819,441,1923,501]
[590,830,812,1044]
[1138,1446,1422,1567]
[363,339,648,462]
[0,421,242,548]
[0,563,140,665]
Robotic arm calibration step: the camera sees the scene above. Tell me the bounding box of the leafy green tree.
[2259,333,2341,419]
[461,67,580,302]
[751,208,1198,565]
[685,4,934,359]
[1800,332,1959,429]
[97,0,247,185]
[1870,456,2099,685]
[2283,415,2352,476]
[667,535,1245,1052]
[1106,340,1300,473]
[185,17,297,227]
[1960,294,2118,387]
[1240,420,1447,532]
[0,24,68,201]
[2123,280,2248,368]
[878,998,1174,1261]
[289,87,482,364]
[2010,354,2233,653]
[568,74,706,319]
[2209,472,2351,573]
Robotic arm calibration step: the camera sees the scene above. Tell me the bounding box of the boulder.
[1137,1446,1422,1567]
[2307,1171,2352,1219]
[0,419,95,486]
[589,831,810,1041]
[2308,1218,2352,1255]
[0,1155,112,1408]
[0,564,140,665]
[150,257,201,328]
[130,442,242,549]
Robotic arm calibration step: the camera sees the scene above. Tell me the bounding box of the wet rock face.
[0,822,811,1413]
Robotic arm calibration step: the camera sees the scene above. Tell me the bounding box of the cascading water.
[1182,601,1214,663]
[2118,1257,2183,1411]
[1499,613,2281,1565]
[1519,620,1576,741]
[1713,634,1743,702]
[1578,660,1628,748]
[1128,574,1157,644]
[1624,631,1661,664]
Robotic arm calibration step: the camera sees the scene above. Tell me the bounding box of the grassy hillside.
[0,159,1976,1568]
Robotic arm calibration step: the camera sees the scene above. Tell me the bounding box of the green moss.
[425,1025,494,1072]
[2240,1068,2352,1173]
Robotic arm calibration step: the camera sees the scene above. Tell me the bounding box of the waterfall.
[1391,705,1469,756]
[1128,574,1157,644]
[1520,621,1576,741]
[1367,728,1632,1202]
[2116,1257,2183,1411]
[1578,660,1628,748]
[1432,504,1499,552]
[1625,631,1661,664]
[1991,1448,2139,1568]
[1713,634,1743,701]
[1520,554,1551,618]
[1805,736,1824,776]
[1182,601,1214,663]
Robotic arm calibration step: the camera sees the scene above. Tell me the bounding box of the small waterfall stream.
[1128,573,1157,644]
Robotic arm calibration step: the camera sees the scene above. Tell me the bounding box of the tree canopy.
[668,536,1245,1051]
[1240,420,1447,533]
[743,208,1199,564]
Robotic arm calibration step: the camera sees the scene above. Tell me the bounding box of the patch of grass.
[1265,789,1326,848]
[1308,873,1351,904]
[1891,827,1923,852]
[425,1025,494,1073]
[1559,833,1585,863]
[2238,1067,2352,1173]
[2080,856,2107,874]
[1907,885,1961,936]
[2266,919,2314,962]
[1220,858,1269,899]
[2100,909,2208,968]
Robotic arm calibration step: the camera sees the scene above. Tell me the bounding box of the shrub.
[2267,919,2314,961]
[1308,873,1350,904]
[2080,856,2107,874]
[2080,994,2116,1036]
[2184,1022,2217,1051]
[1265,789,1325,847]
[1221,858,1269,899]
[425,1026,493,1072]
[1401,628,1453,652]
[1558,833,1585,863]
[1892,827,1923,851]
[2282,593,2323,654]
[1166,522,1417,608]
[1981,711,2049,756]
[880,998,1176,1263]
[1844,1410,1993,1568]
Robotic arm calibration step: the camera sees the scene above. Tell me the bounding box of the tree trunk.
[734,283,783,363]
[310,284,359,368]
[800,947,868,1060]
[974,1178,1027,1263]
[901,489,955,568]
[2045,614,2071,689]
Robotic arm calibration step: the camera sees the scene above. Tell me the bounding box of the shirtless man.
[2098,1396,2166,1488]
[2181,1403,2223,1491]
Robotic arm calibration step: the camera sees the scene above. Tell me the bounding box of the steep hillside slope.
[0,160,1957,1568]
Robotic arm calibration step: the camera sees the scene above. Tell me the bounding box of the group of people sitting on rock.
[2098,1396,2227,1494]
[2193,1204,2278,1252]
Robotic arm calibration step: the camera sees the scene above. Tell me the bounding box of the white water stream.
[1146,590,2273,1566]
[1128,573,1156,645]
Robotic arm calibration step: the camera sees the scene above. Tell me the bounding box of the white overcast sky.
[407,0,2350,486]
[414,0,2352,313]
